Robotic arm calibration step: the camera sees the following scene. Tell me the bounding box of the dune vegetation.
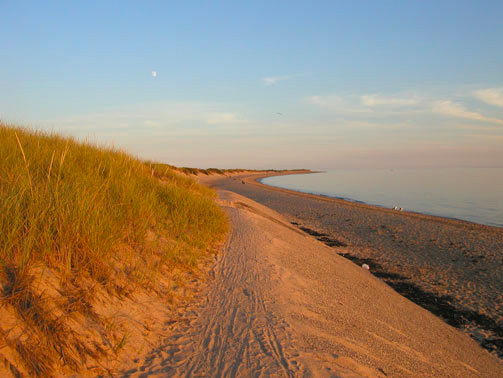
[147,161,276,176]
[0,123,228,377]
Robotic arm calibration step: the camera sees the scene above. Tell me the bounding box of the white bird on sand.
[393,206,398,210]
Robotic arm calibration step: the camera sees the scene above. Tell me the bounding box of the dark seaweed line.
[293,222,503,359]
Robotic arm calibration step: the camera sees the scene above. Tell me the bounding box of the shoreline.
[204,171,503,359]
[249,171,502,233]
[121,188,503,377]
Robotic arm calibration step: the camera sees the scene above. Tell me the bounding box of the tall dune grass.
[0,123,227,276]
[0,123,227,376]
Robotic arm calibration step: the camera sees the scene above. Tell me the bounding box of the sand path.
[120,188,502,377]
[121,191,300,377]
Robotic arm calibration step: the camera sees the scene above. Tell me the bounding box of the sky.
[1,0,502,169]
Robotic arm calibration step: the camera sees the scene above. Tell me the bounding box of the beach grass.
[0,122,228,376]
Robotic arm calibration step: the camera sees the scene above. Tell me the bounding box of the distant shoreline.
[249,170,503,233]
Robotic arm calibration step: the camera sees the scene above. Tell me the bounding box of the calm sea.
[261,168,503,227]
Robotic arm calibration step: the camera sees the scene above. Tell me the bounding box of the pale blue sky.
[1,1,502,169]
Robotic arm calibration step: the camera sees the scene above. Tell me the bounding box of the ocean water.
[261,168,503,227]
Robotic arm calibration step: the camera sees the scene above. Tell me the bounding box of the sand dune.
[120,187,502,377]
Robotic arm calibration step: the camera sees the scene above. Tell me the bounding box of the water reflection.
[261,168,503,227]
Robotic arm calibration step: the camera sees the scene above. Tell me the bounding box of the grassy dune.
[0,123,228,376]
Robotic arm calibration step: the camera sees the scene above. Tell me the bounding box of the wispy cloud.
[262,75,294,86]
[307,93,422,114]
[308,91,503,127]
[433,100,503,125]
[39,102,247,132]
[307,94,370,114]
[308,95,348,108]
[143,120,160,127]
[360,94,420,107]
[206,112,242,124]
[473,88,503,107]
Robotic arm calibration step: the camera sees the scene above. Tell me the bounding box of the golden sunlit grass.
[0,123,228,376]
[146,161,246,176]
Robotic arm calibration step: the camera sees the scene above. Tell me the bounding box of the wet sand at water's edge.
[205,172,503,360]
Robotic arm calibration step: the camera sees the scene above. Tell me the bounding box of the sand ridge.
[120,188,503,377]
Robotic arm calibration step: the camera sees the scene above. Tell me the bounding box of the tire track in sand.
[120,192,302,378]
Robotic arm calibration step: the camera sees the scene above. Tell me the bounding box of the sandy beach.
[119,173,503,377]
[204,172,503,361]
